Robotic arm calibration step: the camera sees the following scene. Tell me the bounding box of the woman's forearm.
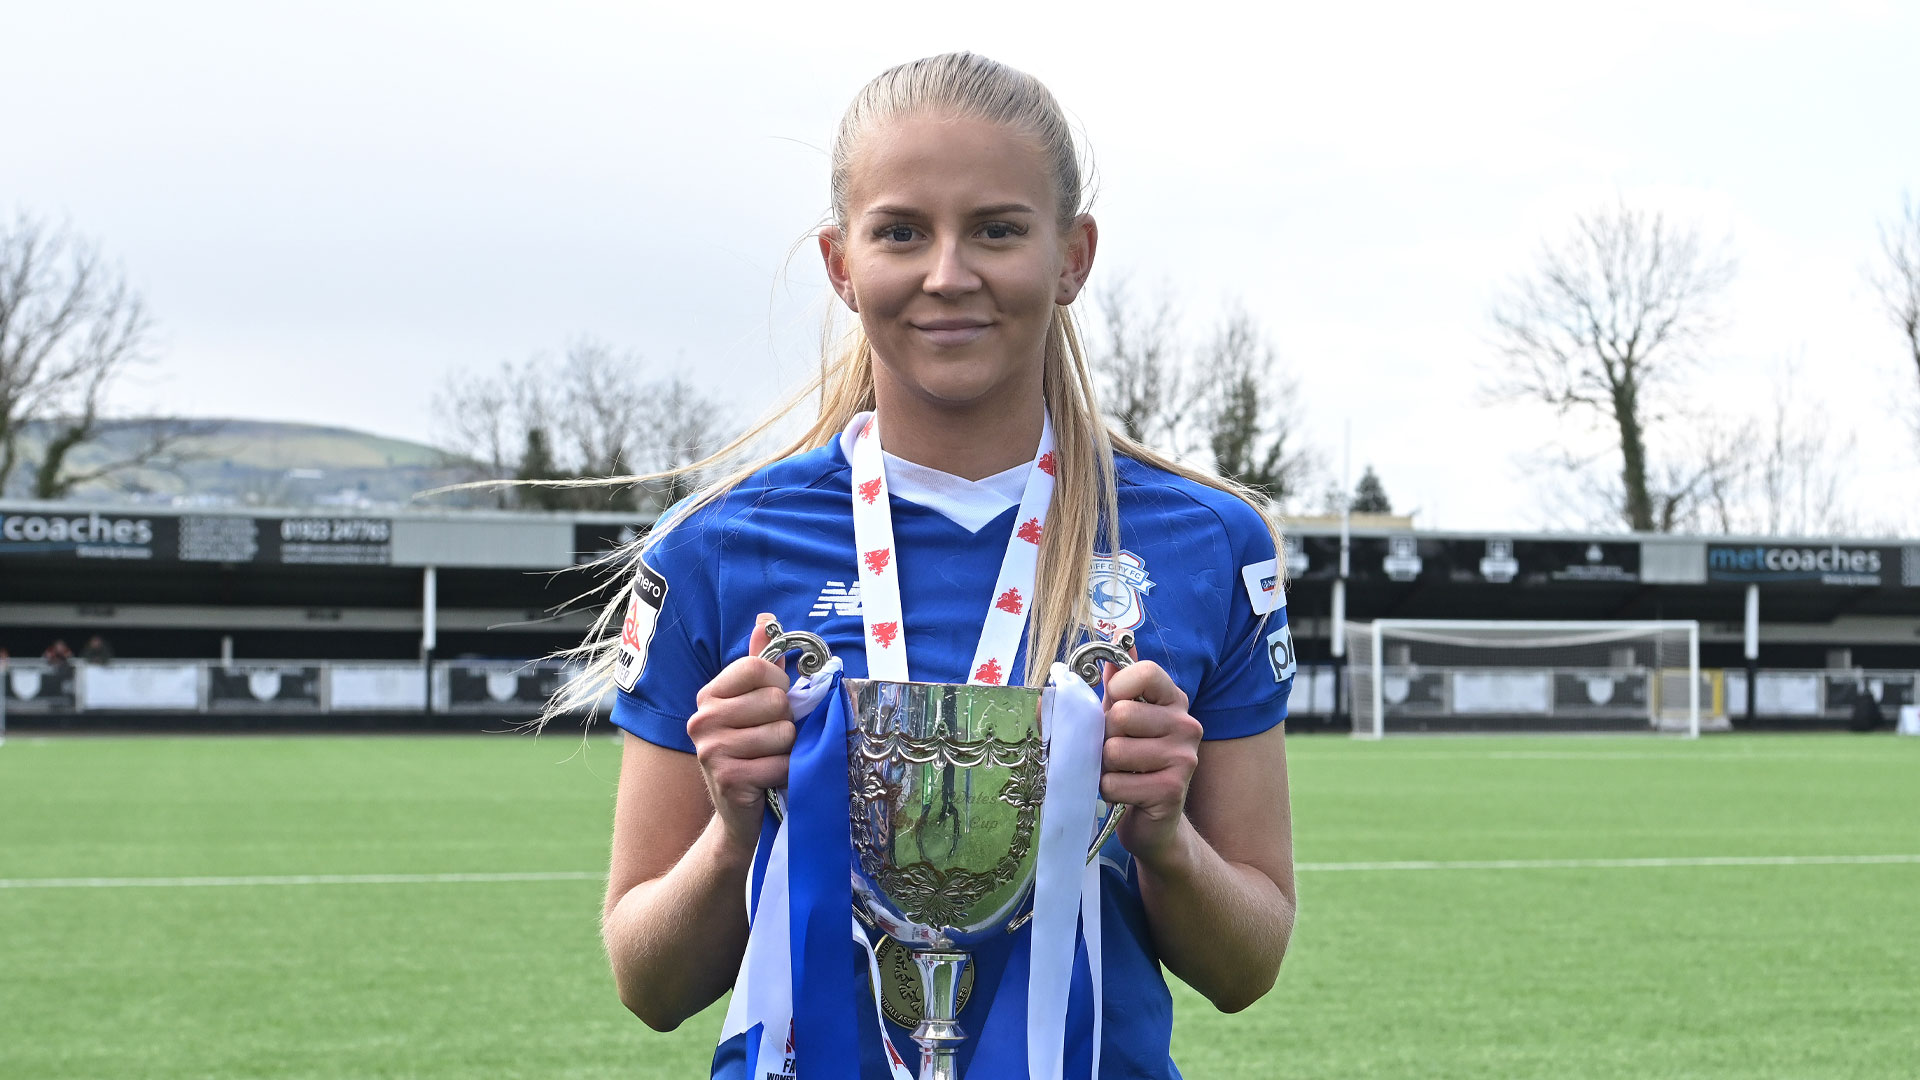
[603,816,755,1031]
[1134,815,1295,1012]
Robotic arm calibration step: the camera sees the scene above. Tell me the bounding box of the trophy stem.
[910,949,969,1080]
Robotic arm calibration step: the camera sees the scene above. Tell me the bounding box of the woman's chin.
[905,375,1026,413]
[877,355,1032,413]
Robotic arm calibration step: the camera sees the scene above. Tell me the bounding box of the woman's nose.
[922,235,983,296]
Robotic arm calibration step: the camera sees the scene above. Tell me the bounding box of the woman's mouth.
[912,320,992,347]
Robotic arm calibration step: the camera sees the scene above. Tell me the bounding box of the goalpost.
[1347,620,1702,739]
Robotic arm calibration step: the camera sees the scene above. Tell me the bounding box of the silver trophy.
[762,621,1129,1080]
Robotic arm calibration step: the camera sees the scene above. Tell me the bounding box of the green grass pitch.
[2,732,1915,1078]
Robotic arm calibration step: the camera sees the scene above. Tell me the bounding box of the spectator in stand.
[43,639,73,668]
[82,635,115,666]
[1849,670,1885,733]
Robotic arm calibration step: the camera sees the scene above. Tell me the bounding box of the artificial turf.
[1,733,1914,1078]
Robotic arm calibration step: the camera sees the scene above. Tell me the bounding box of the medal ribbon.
[714,660,848,1080]
[849,409,1107,1079]
[848,411,1057,685]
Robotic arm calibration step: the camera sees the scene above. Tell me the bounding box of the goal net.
[1346,620,1702,738]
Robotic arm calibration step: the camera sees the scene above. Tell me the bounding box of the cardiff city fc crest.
[1088,550,1155,635]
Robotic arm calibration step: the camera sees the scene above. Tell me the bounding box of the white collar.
[837,411,1027,532]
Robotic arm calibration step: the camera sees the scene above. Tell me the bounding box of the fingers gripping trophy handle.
[1066,632,1135,862]
[760,619,833,675]
[756,621,832,822]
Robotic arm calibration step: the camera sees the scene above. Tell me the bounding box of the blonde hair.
[552,52,1283,718]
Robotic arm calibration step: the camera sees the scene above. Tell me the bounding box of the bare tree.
[1489,202,1736,531]
[434,361,517,470]
[431,338,728,512]
[1869,194,1920,440]
[1751,396,1851,536]
[1086,283,1317,506]
[558,339,648,478]
[645,374,723,507]
[1524,411,1747,535]
[1087,276,1183,447]
[431,359,521,506]
[1696,363,1857,536]
[0,213,199,499]
[1190,306,1315,507]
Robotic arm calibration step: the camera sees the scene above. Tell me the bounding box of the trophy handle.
[755,620,833,825]
[759,619,832,676]
[1067,631,1134,688]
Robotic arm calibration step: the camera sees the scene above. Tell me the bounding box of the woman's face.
[821,112,1096,415]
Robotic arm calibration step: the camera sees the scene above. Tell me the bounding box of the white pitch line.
[0,871,604,890]
[2,855,1917,889]
[1296,854,1920,872]
[1318,750,1911,763]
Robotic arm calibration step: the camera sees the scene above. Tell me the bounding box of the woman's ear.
[819,226,859,313]
[1056,213,1099,305]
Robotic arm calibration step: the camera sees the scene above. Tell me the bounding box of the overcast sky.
[7,1,1917,530]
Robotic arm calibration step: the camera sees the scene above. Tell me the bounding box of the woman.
[585,52,1296,1078]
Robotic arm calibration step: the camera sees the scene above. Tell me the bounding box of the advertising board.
[0,511,392,565]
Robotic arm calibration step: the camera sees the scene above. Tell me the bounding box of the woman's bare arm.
[602,737,753,1030]
[602,616,793,1031]
[1132,724,1295,1012]
[1100,657,1295,1012]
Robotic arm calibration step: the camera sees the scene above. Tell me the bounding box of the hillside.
[2,418,498,509]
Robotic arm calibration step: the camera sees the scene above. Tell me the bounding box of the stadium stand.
[1,500,1915,732]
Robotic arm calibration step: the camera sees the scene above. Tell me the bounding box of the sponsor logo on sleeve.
[1265,623,1296,684]
[1241,558,1282,614]
[612,562,668,692]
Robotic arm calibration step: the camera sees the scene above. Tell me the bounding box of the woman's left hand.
[1100,656,1203,866]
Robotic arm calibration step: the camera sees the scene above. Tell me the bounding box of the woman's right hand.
[687,612,797,852]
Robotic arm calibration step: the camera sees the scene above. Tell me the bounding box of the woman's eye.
[885,226,916,243]
[981,223,1017,240]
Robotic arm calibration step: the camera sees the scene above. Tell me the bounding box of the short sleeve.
[1188,505,1294,740]
[608,516,723,753]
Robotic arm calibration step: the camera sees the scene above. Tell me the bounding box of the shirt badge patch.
[613,561,667,692]
[1241,558,1283,614]
[1088,550,1155,635]
[1265,623,1296,684]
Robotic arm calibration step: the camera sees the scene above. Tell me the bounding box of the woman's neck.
[871,383,1046,481]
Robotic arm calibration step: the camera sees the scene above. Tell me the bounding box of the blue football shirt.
[612,424,1293,1079]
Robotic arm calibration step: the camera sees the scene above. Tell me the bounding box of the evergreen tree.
[516,426,572,511]
[1351,465,1392,514]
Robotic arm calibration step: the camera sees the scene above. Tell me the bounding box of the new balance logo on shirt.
[809,580,863,618]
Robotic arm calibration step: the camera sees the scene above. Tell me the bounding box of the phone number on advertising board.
[279,519,392,544]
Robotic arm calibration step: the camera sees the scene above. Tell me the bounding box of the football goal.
[1346,620,1702,738]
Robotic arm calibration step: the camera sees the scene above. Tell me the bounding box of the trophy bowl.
[762,622,1128,1080]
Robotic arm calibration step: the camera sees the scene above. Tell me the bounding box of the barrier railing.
[1724,669,1918,721]
[3,660,1912,723]
[4,659,1348,718]
[3,659,578,716]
